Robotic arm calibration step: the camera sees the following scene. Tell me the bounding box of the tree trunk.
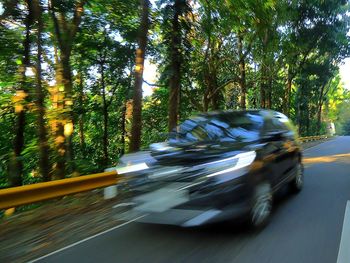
[52,46,66,179]
[297,84,305,136]
[260,30,270,109]
[78,116,85,151]
[316,84,326,134]
[33,0,50,181]
[238,34,246,109]
[284,72,293,116]
[266,75,272,109]
[61,54,74,174]
[10,0,33,186]
[209,66,219,110]
[260,64,267,109]
[210,89,219,110]
[0,0,20,21]
[77,72,85,152]
[297,96,302,135]
[316,107,322,135]
[203,89,210,112]
[168,0,182,132]
[204,65,219,111]
[49,0,85,176]
[306,107,310,136]
[129,0,150,152]
[100,62,109,166]
[120,101,127,156]
[252,97,258,109]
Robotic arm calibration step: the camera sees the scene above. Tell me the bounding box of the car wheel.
[290,162,303,193]
[249,182,273,229]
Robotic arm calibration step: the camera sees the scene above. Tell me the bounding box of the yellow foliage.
[14,104,23,113]
[55,135,65,145]
[12,91,28,113]
[135,65,142,72]
[64,122,74,137]
[4,208,15,217]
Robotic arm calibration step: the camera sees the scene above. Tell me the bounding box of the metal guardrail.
[299,135,328,142]
[0,170,120,210]
[0,135,329,211]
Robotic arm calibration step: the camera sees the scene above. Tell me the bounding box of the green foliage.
[0,0,349,187]
[142,88,169,147]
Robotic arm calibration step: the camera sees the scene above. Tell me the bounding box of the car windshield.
[169,112,263,143]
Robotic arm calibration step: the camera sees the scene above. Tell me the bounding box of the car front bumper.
[134,201,251,227]
[127,179,253,227]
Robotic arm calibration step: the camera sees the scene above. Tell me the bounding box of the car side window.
[204,123,225,140]
[272,118,288,131]
[225,113,263,142]
[264,117,288,132]
[185,125,208,141]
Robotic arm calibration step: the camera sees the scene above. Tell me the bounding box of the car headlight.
[206,151,256,177]
[150,142,180,152]
[116,162,149,175]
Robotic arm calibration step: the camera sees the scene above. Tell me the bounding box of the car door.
[272,116,300,174]
[261,117,290,186]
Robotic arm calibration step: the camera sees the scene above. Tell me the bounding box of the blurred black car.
[117,110,303,228]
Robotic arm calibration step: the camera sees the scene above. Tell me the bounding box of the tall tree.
[129,0,150,152]
[33,0,50,181]
[49,0,86,177]
[167,0,182,130]
[9,0,34,186]
[162,0,191,131]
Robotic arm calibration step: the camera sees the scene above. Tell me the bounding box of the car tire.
[249,182,273,229]
[289,162,303,193]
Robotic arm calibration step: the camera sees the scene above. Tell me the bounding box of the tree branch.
[143,79,165,87]
[241,32,257,60]
[293,32,328,79]
[48,0,64,51]
[70,0,86,40]
[0,0,20,22]
[106,84,120,107]
[207,78,238,100]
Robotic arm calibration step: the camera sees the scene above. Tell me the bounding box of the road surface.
[34,136,350,263]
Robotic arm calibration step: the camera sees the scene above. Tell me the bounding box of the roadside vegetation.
[1,0,350,188]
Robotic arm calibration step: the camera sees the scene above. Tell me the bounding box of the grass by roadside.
[0,191,131,262]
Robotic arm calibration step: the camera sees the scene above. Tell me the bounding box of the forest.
[1,0,350,188]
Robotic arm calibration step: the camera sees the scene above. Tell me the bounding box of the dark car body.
[118,110,303,228]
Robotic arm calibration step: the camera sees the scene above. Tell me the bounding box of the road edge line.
[28,214,147,263]
[337,201,350,263]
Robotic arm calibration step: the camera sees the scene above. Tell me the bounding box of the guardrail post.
[104,167,118,199]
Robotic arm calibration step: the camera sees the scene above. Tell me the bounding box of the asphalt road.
[36,136,350,263]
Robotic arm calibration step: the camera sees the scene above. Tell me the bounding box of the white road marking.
[28,214,147,263]
[337,201,350,263]
[112,202,135,209]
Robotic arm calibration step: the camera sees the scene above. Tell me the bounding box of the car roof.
[196,109,282,119]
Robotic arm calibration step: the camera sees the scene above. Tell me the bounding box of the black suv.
[118,110,303,228]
